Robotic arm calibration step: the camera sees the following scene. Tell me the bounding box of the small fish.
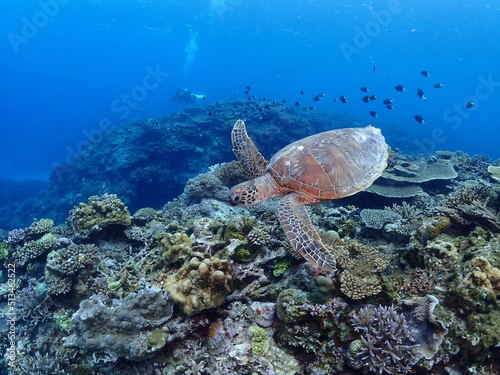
[360,87,369,92]
[244,90,249,95]
[264,104,271,109]
[300,90,305,95]
[246,85,252,91]
[414,115,425,124]
[369,95,377,101]
[282,99,287,103]
[434,83,444,88]
[465,101,475,109]
[313,96,320,101]
[362,95,370,103]
[421,70,430,77]
[369,110,378,118]
[207,111,213,116]
[386,104,394,109]
[417,88,426,100]
[383,98,393,105]
[339,96,347,103]
[373,66,377,73]
[294,101,301,106]
[333,98,338,102]
[395,85,405,92]
[308,106,315,110]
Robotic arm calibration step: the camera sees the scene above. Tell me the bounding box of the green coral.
[273,258,291,277]
[0,240,9,262]
[54,314,72,331]
[415,216,451,243]
[249,326,269,355]
[234,246,258,262]
[146,329,168,350]
[466,309,500,352]
[68,193,131,233]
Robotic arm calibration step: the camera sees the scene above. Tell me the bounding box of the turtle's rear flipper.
[278,193,336,272]
[231,119,268,179]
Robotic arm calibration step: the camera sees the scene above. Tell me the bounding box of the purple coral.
[351,305,421,374]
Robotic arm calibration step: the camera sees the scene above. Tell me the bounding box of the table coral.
[164,253,233,315]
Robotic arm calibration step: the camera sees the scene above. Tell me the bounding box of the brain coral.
[164,253,233,315]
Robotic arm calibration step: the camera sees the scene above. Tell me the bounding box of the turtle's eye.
[229,192,241,206]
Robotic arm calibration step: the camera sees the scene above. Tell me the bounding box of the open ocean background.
[1,0,500,182]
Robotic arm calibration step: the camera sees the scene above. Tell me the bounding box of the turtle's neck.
[253,173,289,203]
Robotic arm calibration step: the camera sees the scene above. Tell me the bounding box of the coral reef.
[3,105,500,375]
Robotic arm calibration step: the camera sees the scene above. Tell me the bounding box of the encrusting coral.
[65,287,174,361]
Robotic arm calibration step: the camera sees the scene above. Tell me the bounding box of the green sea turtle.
[229,119,389,271]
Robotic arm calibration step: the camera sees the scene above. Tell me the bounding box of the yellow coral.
[468,257,500,295]
[164,253,233,315]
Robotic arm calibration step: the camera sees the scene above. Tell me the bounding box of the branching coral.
[385,201,424,221]
[438,183,500,231]
[68,193,131,233]
[350,305,420,374]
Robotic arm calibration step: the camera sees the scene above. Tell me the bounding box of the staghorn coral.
[10,350,67,375]
[438,183,500,230]
[350,305,420,374]
[68,193,131,233]
[164,253,233,315]
[385,201,424,221]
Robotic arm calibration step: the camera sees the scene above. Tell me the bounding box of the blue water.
[1,0,500,181]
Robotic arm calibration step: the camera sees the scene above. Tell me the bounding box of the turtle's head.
[229,180,260,206]
[229,174,280,206]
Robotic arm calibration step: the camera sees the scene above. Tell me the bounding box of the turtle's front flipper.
[231,119,268,179]
[278,193,336,271]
